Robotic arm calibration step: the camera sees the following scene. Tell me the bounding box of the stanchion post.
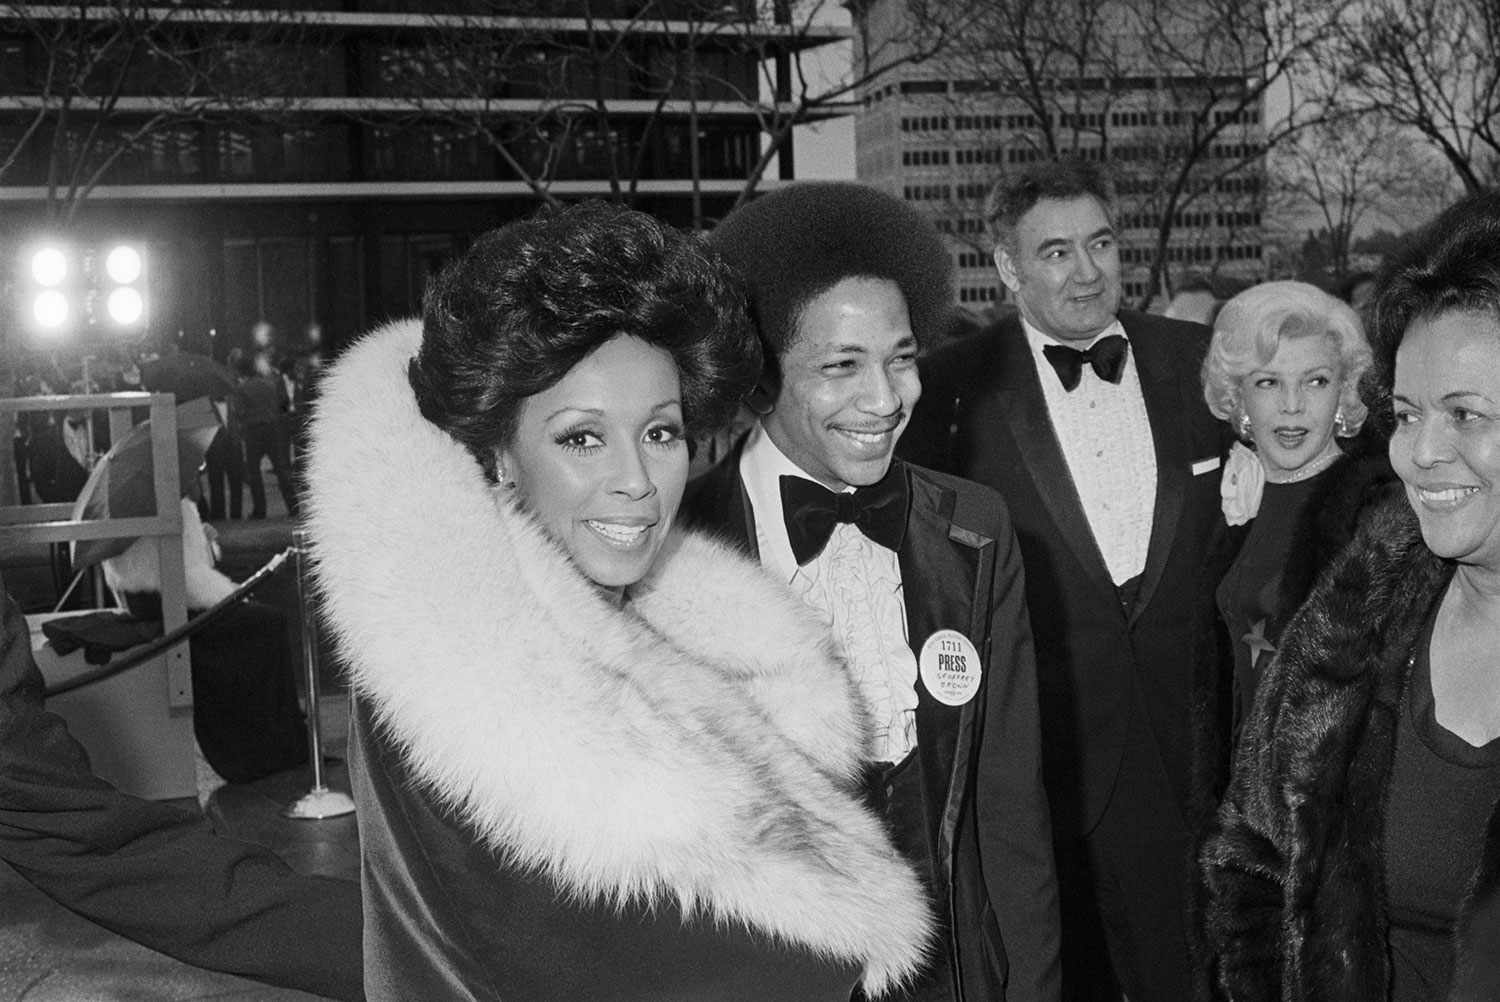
[283,527,355,820]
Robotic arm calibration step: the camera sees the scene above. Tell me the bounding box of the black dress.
[1385,613,1500,1002]
[1214,471,1329,734]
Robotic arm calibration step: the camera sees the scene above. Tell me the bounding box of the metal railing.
[2,392,192,707]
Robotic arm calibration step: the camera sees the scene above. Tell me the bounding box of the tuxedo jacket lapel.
[686,453,994,888]
[985,328,1118,606]
[898,469,982,666]
[898,465,992,880]
[1126,320,1191,624]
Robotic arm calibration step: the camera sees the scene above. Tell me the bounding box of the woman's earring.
[745,380,775,417]
[1334,410,1352,437]
[1237,412,1252,441]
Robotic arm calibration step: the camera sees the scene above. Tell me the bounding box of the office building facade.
[851,0,1269,313]
[0,1,839,355]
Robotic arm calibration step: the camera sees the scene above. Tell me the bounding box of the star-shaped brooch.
[1244,618,1276,665]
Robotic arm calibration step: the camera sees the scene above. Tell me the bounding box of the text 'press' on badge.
[919,629,982,707]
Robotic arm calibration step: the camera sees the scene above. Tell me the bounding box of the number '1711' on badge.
[919,629,982,707]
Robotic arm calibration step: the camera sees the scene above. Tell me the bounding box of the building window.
[902,148,951,166]
[366,123,487,182]
[218,126,256,180]
[1111,110,1159,128]
[955,148,1003,165]
[1216,175,1263,194]
[903,183,952,201]
[1056,112,1105,129]
[0,35,29,93]
[1212,142,1265,160]
[954,114,1006,131]
[900,116,951,133]
[142,124,206,181]
[1213,108,1259,125]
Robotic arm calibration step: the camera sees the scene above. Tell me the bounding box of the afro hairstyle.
[706,182,955,383]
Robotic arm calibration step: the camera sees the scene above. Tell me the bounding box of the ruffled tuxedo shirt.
[738,424,919,764]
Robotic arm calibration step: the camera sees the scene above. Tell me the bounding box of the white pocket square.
[1191,456,1222,476]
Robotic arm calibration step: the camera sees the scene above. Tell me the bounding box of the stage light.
[107,287,145,325]
[31,246,68,287]
[19,237,148,340]
[104,244,142,284]
[33,289,70,329]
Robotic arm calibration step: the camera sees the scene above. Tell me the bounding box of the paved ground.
[2,468,362,1001]
[0,695,358,1002]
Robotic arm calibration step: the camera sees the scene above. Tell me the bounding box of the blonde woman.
[1203,190,1500,1002]
[1201,280,1392,734]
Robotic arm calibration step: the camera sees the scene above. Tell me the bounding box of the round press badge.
[919,629,983,707]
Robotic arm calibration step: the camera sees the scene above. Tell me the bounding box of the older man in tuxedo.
[686,182,1060,1002]
[902,160,1231,1002]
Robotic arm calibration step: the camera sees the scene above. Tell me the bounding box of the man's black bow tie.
[1042,334,1129,391]
[779,468,907,566]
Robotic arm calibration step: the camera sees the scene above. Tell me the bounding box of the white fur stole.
[305,319,934,994]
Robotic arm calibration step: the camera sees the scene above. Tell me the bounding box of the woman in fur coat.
[305,202,933,1001]
[1201,191,1500,1002]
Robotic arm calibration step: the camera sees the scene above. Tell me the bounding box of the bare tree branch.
[1326,0,1500,194]
[899,0,1349,308]
[0,2,317,224]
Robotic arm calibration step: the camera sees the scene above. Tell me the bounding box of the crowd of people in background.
[9,325,322,520]
[2,160,1498,1002]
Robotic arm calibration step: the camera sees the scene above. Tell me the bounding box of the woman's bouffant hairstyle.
[1365,190,1500,436]
[409,201,761,479]
[705,182,954,383]
[1202,280,1372,435]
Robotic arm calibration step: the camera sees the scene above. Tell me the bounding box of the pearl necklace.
[1264,440,1343,485]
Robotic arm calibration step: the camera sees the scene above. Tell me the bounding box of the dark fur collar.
[1204,493,1500,1002]
[1278,493,1449,688]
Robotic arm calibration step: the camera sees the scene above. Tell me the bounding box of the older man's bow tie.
[1042,334,1129,391]
[779,469,907,566]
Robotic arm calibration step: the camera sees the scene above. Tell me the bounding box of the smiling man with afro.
[683,181,1062,1002]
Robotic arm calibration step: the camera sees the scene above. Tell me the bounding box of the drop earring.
[1334,410,1352,437]
[745,383,775,418]
[1237,412,1252,441]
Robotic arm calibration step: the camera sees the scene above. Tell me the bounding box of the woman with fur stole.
[305,202,933,1001]
[1201,191,1500,1002]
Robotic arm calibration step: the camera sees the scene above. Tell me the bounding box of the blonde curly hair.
[1201,280,1372,435]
